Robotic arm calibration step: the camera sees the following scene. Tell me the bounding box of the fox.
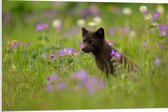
[81,27,139,77]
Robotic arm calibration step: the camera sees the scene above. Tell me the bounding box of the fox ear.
[95,27,104,39]
[82,27,88,36]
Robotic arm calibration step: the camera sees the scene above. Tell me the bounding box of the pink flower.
[154,58,161,65]
[50,53,56,60]
[56,82,67,91]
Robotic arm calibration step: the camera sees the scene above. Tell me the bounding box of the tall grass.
[2,1,168,110]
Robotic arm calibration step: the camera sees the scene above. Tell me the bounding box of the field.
[2,1,168,110]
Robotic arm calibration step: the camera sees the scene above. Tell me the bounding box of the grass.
[2,1,168,110]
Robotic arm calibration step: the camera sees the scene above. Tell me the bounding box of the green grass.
[2,1,168,110]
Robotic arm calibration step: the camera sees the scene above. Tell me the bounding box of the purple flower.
[108,40,113,46]
[89,5,99,16]
[58,50,64,57]
[83,77,105,94]
[144,11,149,15]
[159,24,168,31]
[80,10,91,19]
[158,24,168,36]
[12,42,17,48]
[71,70,88,81]
[46,83,52,92]
[115,52,122,58]
[122,27,129,33]
[56,82,67,91]
[161,31,167,36]
[80,43,83,49]
[67,48,75,55]
[109,28,115,35]
[63,48,69,54]
[154,58,161,65]
[36,24,43,31]
[26,42,30,47]
[50,53,56,60]
[41,54,45,59]
[110,49,116,56]
[36,23,49,31]
[77,52,81,56]
[110,49,122,58]
[142,41,147,47]
[160,44,164,49]
[47,74,59,81]
[152,12,160,20]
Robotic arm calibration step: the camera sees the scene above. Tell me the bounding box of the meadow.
[2,1,168,110]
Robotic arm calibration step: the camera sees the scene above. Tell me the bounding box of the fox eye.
[83,39,86,42]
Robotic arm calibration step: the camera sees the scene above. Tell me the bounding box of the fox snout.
[81,43,89,52]
[82,47,86,52]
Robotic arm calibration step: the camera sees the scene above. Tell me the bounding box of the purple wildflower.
[80,43,83,49]
[160,44,164,49]
[36,23,49,31]
[80,10,91,19]
[110,49,122,58]
[26,42,30,47]
[108,40,113,45]
[83,77,105,94]
[108,40,113,46]
[46,83,52,92]
[36,24,43,31]
[77,52,81,56]
[115,52,122,58]
[109,28,115,35]
[47,74,59,81]
[122,27,129,33]
[161,31,167,36]
[142,41,147,47]
[67,48,75,55]
[89,5,99,16]
[110,49,116,56]
[41,54,45,59]
[71,70,88,81]
[158,24,168,36]
[152,12,160,20]
[58,50,64,57]
[144,11,149,15]
[56,82,67,91]
[50,53,56,60]
[159,24,168,31]
[154,58,161,65]
[12,42,17,48]
[63,48,69,54]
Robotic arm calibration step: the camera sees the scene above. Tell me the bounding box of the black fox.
[81,27,139,77]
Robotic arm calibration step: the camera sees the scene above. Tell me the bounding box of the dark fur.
[81,27,139,77]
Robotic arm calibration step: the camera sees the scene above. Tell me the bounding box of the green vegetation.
[2,1,168,110]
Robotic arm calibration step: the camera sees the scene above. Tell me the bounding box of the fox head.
[81,27,105,53]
